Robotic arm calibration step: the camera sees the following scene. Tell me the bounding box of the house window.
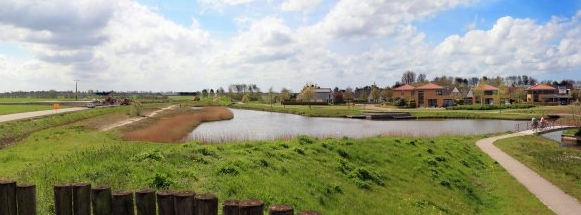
[436,90,442,96]
[411,91,415,96]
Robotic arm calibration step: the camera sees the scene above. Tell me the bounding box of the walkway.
[100,105,177,131]
[0,107,86,123]
[476,131,581,215]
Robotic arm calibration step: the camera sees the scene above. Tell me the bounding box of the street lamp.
[75,79,80,101]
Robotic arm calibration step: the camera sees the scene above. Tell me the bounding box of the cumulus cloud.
[281,0,324,11]
[308,0,476,40]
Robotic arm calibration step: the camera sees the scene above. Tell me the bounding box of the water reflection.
[187,109,518,143]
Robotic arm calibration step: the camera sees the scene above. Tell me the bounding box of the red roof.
[393,84,415,90]
[481,84,499,91]
[528,84,556,90]
[416,83,444,90]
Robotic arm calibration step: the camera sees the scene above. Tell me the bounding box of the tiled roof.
[481,84,499,91]
[528,84,557,90]
[416,83,444,90]
[393,84,415,90]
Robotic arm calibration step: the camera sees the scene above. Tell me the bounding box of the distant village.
[0,71,579,108]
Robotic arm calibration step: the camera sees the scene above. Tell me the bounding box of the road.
[0,107,87,123]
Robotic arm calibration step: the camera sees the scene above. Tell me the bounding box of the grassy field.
[495,135,581,201]
[0,105,57,115]
[0,98,74,102]
[0,110,554,214]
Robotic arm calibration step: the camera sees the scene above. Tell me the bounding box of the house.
[473,84,500,104]
[392,84,416,106]
[392,83,451,107]
[314,88,333,103]
[527,84,571,104]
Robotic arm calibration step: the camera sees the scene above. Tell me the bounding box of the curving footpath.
[476,131,581,215]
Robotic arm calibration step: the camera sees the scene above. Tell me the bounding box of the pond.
[186,109,519,143]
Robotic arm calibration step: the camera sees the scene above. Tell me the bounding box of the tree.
[343,87,354,109]
[268,87,275,108]
[371,86,381,103]
[201,89,209,98]
[358,90,368,102]
[380,87,392,102]
[332,90,344,104]
[280,88,291,108]
[417,73,427,83]
[473,81,486,104]
[401,70,416,84]
[300,84,316,109]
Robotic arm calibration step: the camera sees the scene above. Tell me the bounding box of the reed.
[123,106,233,143]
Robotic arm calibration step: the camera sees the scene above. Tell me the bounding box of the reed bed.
[123,106,233,143]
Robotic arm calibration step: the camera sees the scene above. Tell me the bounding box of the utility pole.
[75,79,80,101]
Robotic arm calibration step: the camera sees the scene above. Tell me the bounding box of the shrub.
[148,172,174,189]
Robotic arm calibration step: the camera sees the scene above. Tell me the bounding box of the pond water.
[542,131,581,150]
[186,109,519,143]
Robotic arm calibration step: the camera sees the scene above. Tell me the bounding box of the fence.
[514,119,581,132]
[0,180,321,215]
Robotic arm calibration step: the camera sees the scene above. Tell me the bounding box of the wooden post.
[157,190,174,215]
[194,193,218,215]
[112,190,135,215]
[239,199,263,215]
[16,183,36,215]
[54,183,73,215]
[173,191,195,215]
[91,185,112,215]
[0,179,17,215]
[297,211,321,215]
[72,183,91,215]
[136,189,156,215]
[222,200,239,215]
[268,204,293,215]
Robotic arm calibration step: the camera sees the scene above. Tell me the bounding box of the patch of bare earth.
[121,106,233,143]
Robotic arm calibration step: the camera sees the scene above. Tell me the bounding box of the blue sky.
[0,0,580,92]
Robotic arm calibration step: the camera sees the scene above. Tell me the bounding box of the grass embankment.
[495,136,581,201]
[0,115,553,214]
[122,106,233,142]
[0,107,130,148]
[231,103,363,117]
[0,105,58,115]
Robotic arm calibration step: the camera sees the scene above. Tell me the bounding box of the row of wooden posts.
[0,180,321,215]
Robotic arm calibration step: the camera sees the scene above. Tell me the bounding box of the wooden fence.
[0,180,321,215]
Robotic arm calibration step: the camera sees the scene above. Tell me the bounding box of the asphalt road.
[0,107,87,123]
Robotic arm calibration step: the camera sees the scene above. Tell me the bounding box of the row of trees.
[398,70,553,88]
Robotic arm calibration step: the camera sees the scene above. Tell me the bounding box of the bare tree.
[343,87,354,109]
[417,73,427,83]
[401,70,416,84]
[300,84,316,109]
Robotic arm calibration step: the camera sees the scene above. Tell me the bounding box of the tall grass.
[122,106,233,142]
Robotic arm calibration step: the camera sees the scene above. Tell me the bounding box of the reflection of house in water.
[527,84,572,104]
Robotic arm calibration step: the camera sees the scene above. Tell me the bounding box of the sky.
[0,0,580,93]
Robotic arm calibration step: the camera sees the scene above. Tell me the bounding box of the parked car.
[86,102,96,108]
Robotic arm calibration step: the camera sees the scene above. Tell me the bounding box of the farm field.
[0,105,57,115]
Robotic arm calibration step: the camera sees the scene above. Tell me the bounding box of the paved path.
[476,131,581,215]
[100,105,177,131]
[0,107,87,123]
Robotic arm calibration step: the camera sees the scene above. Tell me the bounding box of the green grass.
[0,105,57,115]
[231,103,362,117]
[495,135,581,201]
[0,120,553,214]
[0,98,73,102]
[0,106,128,147]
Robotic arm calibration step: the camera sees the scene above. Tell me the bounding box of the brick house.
[527,84,571,104]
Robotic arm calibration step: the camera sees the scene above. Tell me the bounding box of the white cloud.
[281,0,323,11]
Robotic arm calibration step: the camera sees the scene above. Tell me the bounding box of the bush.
[148,172,174,189]
[446,104,535,110]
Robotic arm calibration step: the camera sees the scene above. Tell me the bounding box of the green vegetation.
[495,135,581,201]
[0,105,57,115]
[231,103,361,117]
[0,115,553,214]
[0,98,72,102]
[446,104,535,110]
[0,106,128,147]
[563,129,581,136]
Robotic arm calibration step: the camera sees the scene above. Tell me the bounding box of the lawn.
[0,105,56,115]
[495,135,581,201]
[0,110,554,214]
